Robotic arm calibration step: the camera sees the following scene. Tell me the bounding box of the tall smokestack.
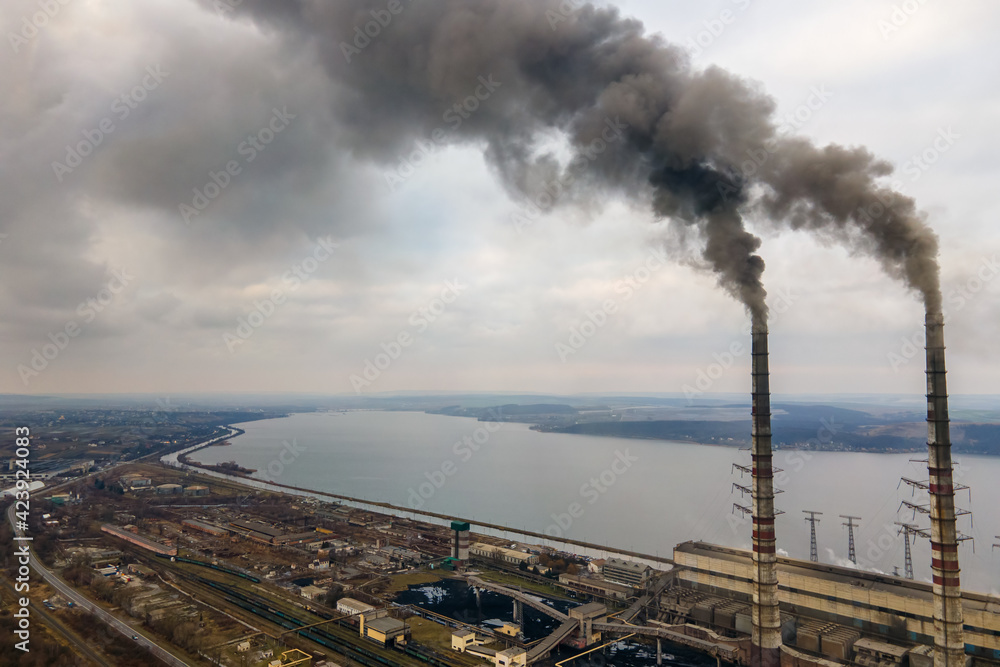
[925,313,966,667]
[751,320,781,667]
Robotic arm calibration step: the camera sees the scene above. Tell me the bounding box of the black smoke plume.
[226,0,942,321]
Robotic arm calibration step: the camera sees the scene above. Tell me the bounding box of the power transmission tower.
[803,511,823,563]
[895,522,929,580]
[840,515,861,564]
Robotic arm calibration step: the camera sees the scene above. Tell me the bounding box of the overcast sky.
[2,0,998,397]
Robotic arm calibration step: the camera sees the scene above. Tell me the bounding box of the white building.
[469,542,539,566]
[337,597,376,616]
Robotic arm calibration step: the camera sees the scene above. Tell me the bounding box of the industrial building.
[671,541,1000,662]
[451,630,526,667]
[299,585,326,601]
[469,542,539,566]
[362,616,409,646]
[602,557,653,587]
[452,629,483,652]
[557,573,632,601]
[495,647,527,667]
[121,473,151,488]
[229,519,285,543]
[100,524,177,556]
[181,519,228,537]
[1,459,93,482]
[338,597,375,616]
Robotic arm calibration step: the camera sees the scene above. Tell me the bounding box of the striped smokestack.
[751,322,781,667]
[925,313,967,667]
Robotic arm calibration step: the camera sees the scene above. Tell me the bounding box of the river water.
[186,411,1000,593]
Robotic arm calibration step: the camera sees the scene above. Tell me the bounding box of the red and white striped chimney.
[925,313,966,667]
[751,324,781,667]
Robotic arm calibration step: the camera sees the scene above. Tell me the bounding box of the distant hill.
[423,400,1000,456]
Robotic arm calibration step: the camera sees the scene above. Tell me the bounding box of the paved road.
[0,574,108,666]
[7,503,190,667]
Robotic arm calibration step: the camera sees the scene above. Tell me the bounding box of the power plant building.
[602,557,653,587]
[671,541,1000,661]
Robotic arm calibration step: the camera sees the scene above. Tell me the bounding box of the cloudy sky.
[2,0,998,397]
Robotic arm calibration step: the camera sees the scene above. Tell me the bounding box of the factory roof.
[604,557,651,572]
[230,519,283,538]
[568,601,607,620]
[453,629,476,638]
[365,617,406,633]
[338,597,375,613]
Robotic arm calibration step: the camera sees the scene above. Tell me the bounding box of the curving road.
[7,503,190,667]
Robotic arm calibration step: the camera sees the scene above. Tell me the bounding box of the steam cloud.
[229,0,942,321]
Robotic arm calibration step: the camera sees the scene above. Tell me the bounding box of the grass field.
[408,616,453,651]
[387,571,446,594]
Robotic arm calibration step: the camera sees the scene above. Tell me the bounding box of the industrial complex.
[7,315,996,667]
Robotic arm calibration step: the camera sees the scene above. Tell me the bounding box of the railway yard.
[3,461,639,667]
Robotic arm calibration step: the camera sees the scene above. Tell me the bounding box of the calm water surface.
[188,411,1000,593]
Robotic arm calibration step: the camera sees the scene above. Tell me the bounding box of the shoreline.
[160,425,674,569]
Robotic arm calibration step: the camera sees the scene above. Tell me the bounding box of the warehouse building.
[470,543,539,566]
[338,597,376,616]
[362,616,409,646]
[181,519,228,537]
[101,524,177,556]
